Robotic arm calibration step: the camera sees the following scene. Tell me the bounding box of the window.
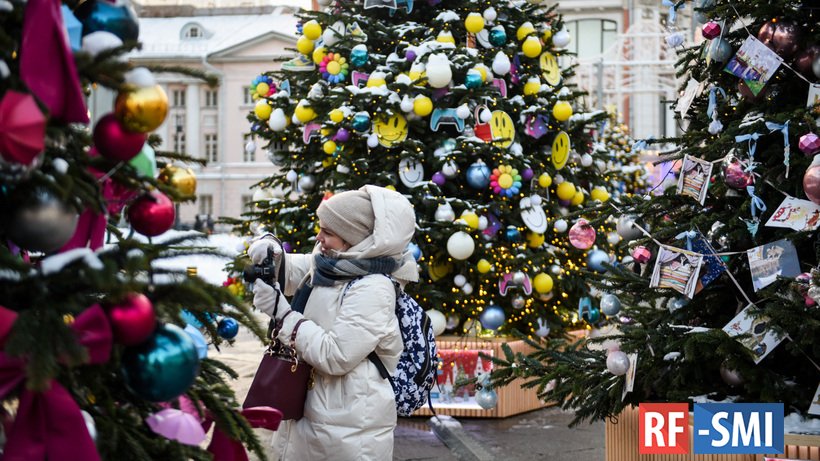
[243,137,255,162]
[204,89,218,107]
[173,131,186,154]
[204,133,218,162]
[241,194,254,213]
[242,86,253,105]
[172,89,186,107]
[182,23,207,40]
[198,194,213,215]
[565,19,618,58]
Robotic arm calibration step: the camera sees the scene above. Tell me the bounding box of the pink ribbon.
[205,407,283,461]
[60,209,107,252]
[0,305,111,461]
[19,0,88,123]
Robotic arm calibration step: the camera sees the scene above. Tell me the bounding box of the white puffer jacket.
[269,186,418,461]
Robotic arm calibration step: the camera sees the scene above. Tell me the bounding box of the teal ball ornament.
[352,112,371,132]
[464,71,483,89]
[587,249,610,272]
[581,306,600,323]
[217,318,239,339]
[75,0,140,42]
[504,226,521,242]
[466,162,491,189]
[489,26,507,46]
[350,45,369,67]
[121,323,200,402]
[480,305,505,330]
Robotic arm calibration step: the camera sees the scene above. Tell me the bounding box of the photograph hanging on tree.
[676,155,713,205]
[808,84,820,116]
[746,239,801,291]
[810,383,820,416]
[723,304,783,364]
[621,352,638,401]
[765,196,820,232]
[723,36,783,96]
[691,235,727,294]
[650,247,703,298]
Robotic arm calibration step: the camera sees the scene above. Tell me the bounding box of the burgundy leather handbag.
[243,318,313,420]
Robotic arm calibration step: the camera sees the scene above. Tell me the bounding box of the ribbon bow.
[735,132,762,160]
[0,305,111,461]
[662,0,685,25]
[674,230,698,251]
[707,87,726,120]
[205,407,283,461]
[765,121,791,177]
[632,136,656,152]
[746,185,767,219]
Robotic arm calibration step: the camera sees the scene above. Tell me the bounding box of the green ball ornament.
[128,143,157,177]
[121,323,200,402]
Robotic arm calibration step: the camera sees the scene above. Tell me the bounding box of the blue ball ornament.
[352,113,371,132]
[121,324,200,402]
[350,47,369,67]
[466,162,491,189]
[708,38,733,63]
[489,26,507,46]
[504,226,522,242]
[464,72,483,89]
[479,305,506,331]
[600,294,621,316]
[407,242,422,261]
[181,310,214,329]
[217,318,239,339]
[183,324,208,359]
[475,388,498,409]
[587,249,611,272]
[582,307,600,323]
[75,0,140,42]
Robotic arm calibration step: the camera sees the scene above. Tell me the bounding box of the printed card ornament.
[810,383,820,416]
[747,239,801,292]
[766,196,820,232]
[525,113,549,139]
[690,234,727,294]
[676,155,713,205]
[723,36,783,96]
[723,304,783,364]
[649,247,703,298]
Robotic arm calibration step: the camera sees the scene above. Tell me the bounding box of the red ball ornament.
[93,113,146,162]
[108,293,156,346]
[127,191,175,237]
[632,246,652,263]
[757,19,802,59]
[722,155,754,189]
[799,133,820,156]
[702,21,721,40]
[794,45,820,77]
[803,156,820,205]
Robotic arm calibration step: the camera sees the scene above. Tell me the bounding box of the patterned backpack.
[344,276,439,416]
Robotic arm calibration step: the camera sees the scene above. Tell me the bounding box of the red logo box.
[639,403,690,454]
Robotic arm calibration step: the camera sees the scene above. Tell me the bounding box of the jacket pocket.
[322,373,345,410]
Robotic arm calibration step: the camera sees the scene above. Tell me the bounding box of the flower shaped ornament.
[319,53,349,84]
[489,164,521,197]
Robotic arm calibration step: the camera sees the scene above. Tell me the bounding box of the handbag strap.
[291,318,308,346]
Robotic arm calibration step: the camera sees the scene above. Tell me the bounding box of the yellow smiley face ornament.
[490,110,515,149]
[539,51,561,86]
[374,113,409,148]
[551,131,570,170]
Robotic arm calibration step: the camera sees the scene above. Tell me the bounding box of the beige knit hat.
[316,190,375,246]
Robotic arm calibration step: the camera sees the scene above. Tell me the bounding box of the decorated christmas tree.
[0,0,270,458]
[237,0,649,340]
[487,0,820,427]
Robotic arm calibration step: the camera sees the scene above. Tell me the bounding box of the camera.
[243,247,277,285]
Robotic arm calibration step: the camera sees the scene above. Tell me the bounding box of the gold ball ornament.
[158,165,197,197]
[590,186,610,202]
[464,13,485,34]
[255,82,270,98]
[323,140,337,154]
[538,172,552,188]
[556,181,575,200]
[542,29,553,42]
[302,20,322,40]
[571,190,585,206]
[552,101,573,121]
[413,95,433,117]
[461,211,480,229]
[517,22,535,41]
[533,273,553,293]
[477,259,492,273]
[523,77,541,96]
[254,100,272,120]
[429,257,453,281]
[294,101,317,123]
[436,30,456,44]
[312,46,328,65]
[114,85,169,133]
[521,36,542,58]
[526,231,545,248]
[297,35,315,55]
[329,109,345,123]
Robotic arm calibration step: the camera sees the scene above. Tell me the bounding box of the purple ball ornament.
[702,21,721,40]
[521,168,534,181]
[431,172,446,186]
[799,133,820,156]
[281,242,293,253]
[405,49,417,62]
[334,128,350,143]
[721,155,754,189]
[568,219,596,250]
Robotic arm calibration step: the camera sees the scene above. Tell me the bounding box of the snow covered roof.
[134,11,298,59]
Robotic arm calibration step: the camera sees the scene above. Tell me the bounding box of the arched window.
[181,23,206,40]
[564,19,618,58]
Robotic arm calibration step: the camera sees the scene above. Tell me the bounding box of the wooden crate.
[411,335,550,418]
[606,405,820,461]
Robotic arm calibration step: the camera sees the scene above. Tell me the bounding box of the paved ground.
[219,316,605,460]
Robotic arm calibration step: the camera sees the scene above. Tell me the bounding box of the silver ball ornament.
[600,294,622,316]
[297,174,316,192]
[616,215,642,241]
[511,296,525,309]
[606,350,630,376]
[512,271,526,285]
[6,187,79,253]
[719,362,744,387]
[475,388,498,409]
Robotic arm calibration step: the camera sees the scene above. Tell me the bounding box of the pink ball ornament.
[127,191,175,236]
[632,246,651,263]
[568,219,596,250]
[702,21,721,40]
[721,156,754,189]
[108,293,157,346]
[799,133,820,156]
[93,113,147,162]
[803,156,820,205]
